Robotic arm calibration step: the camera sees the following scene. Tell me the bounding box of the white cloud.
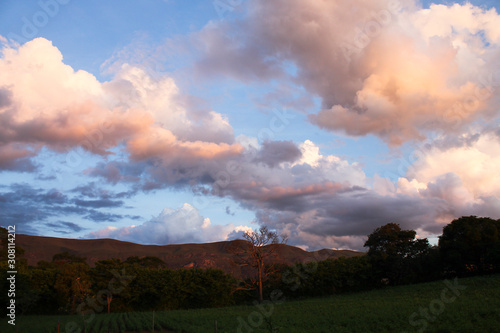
[87,203,247,245]
[407,132,500,199]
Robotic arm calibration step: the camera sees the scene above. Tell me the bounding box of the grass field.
[3,274,500,333]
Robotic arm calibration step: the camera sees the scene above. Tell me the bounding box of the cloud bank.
[0,38,242,173]
[196,0,500,145]
[1,0,500,250]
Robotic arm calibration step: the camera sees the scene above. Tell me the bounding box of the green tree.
[439,216,500,275]
[364,223,430,284]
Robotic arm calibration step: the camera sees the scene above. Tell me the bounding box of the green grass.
[3,274,500,333]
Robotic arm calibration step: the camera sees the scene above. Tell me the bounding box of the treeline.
[1,216,499,316]
[0,253,236,316]
[266,216,500,299]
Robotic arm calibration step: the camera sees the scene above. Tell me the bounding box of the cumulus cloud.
[195,0,500,145]
[182,134,499,249]
[87,203,247,245]
[0,38,242,171]
[189,140,377,249]
[407,131,500,198]
[347,131,500,235]
[388,131,500,222]
[182,1,500,249]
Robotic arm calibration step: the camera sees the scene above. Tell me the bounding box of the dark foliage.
[2,216,500,314]
[439,216,500,275]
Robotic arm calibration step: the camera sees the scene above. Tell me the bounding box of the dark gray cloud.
[312,192,441,236]
[225,206,235,216]
[71,183,107,198]
[71,182,136,199]
[0,183,138,235]
[73,198,124,208]
[84,210,124,222]
[45,221,87,234]
[253,140,302,168]
[251,189,447,250]
[86,159,217,190]
[430,132,481,151]
[85,161,144,185]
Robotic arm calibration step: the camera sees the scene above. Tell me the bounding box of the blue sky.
[1,0,499,250]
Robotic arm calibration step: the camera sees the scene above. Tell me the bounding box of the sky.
[0,0,499,251]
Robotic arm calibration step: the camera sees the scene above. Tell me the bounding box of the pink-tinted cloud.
[0,143,38,172]
[195,0,500,145]
[0,38,241,170]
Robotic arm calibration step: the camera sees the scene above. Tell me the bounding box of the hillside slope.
[16,234,362,277]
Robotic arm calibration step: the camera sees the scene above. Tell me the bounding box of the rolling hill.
[15,234,363,277]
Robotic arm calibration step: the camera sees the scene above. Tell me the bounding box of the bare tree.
[230,226,288,302]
